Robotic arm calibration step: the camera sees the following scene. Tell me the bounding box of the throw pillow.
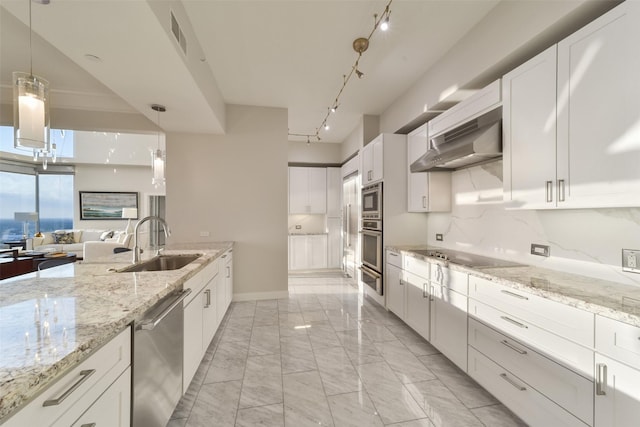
[53,231,76,244]
[100,230,115,241]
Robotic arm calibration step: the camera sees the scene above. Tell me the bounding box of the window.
[0,163,74,241]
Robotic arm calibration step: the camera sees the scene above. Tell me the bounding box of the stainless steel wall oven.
[360,182,383,295]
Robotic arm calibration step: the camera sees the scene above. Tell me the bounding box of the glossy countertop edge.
[0,241,233,422]
[387,245,640,328]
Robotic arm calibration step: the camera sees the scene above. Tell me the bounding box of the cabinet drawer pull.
[389,252,399,257]
[500,316,528,329]
[501,339,527,355]
[204,289,212,308]
[596,363,607,396]
[500,373,526,391]
[545,180,553,203]
[422,196,427,209]
[558,179,565,202]
[43,369,96,407]
[81,424,97,427]
[500,289,528,300]
[423,283,428,298]
[226,266,231,278]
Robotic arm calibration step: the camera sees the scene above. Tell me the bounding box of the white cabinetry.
[407,124,452,212]
[288,235,328,270]
[218,249,233,324]
[361,135,384,184]
[385,251,432,342]
[594,315,640,427]
[503,45,558,209]
[326,167,342,268]
[504,1,640,209]
[183,259,221,390]
[429,263,468,371]
[468,275,595,426]
[288,167,327,213]
[4,328,132,427]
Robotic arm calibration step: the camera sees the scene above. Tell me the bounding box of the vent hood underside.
[410,108,502,172]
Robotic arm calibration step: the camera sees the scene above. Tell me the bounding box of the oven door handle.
[359,265,381,279]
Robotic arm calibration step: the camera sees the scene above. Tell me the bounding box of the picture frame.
[79,191,139,220]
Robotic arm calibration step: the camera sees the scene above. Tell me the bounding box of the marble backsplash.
[426,160,640,287]
[288,214,326,234]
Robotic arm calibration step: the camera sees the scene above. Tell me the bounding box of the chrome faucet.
[132,216,171,263]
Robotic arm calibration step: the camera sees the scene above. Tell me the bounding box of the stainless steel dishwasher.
[133,288,191,427]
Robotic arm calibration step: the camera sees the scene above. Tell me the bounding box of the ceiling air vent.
[170,11,187,55]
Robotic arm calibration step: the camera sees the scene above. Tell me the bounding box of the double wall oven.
[360,182,383,295]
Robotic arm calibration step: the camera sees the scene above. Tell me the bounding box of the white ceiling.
[0,0,499,142]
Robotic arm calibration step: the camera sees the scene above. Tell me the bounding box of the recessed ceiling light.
[84,54,102,63]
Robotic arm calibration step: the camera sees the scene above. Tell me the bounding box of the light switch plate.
[623,249,640,274]
[531,243,550,257]
[436,233,443,241]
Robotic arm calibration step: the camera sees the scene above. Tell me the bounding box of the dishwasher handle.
[138,288,192,331]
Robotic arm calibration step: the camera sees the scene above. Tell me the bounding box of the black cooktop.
[411,248,523,269]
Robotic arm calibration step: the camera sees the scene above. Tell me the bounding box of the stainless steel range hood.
[411,108,502,172]
[411,107,502,172]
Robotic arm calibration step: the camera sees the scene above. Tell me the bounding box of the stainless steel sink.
[118,254,200,272]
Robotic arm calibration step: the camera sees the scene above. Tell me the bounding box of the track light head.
[355,69,364,79]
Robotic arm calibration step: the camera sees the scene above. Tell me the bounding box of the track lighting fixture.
[287,0,393,143]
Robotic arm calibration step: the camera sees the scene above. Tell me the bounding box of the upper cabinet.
[326,167,341,217]
[288,167,327,214]
[503,1,640,209]
[407,124,452,212]
[362,135,384,184]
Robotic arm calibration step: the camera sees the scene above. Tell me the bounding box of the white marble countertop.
[388,245,640,328]
[0,241,233,422]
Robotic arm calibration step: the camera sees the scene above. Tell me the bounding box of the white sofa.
[32,230,132,259]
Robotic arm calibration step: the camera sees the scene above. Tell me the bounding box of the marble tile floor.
[168,275,526,427]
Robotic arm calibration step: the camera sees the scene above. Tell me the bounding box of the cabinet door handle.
[422,196,427,209]
[429,285,434,301]
[558,179,565,202]
[399,279,404,286]
[389,252,399,257]
[226,266,231,279]
[423,283,428,298]
[500,289,529,300]
[545,180,553,203]
[43,369,96,407]
[500,315,528,329]
[501,339,527,355]
[81,424,97,427]
[596,363,607,396]
[499,373,526,391]
[204,289,211,308]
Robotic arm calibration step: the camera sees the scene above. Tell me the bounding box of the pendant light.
[13,0,51,168]
[151,104,166,186]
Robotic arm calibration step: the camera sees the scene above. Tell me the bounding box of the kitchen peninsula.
[0,242,233,425]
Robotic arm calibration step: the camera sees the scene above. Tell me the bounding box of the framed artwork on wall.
[79,191,139,220]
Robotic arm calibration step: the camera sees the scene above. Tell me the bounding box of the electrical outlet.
[531,243,550,257]
[436,233,443,241]
[199,231,210,237]
[623,249,640,273]
[295,225,302,230]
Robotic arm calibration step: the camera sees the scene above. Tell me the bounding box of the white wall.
[166,104,288,299]
[74,164,163,230]
[427,161,640,287]
[288,141,341,164]
[381,0,619,134]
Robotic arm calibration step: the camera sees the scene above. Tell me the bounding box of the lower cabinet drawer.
[595,315,640,370]
[468,347,589,427]
[469,298,593,377]
[5,327,132,427]
[469,275,594,347]
[469,318,593,425]
[404,255,430,280]
[70,366,131,427]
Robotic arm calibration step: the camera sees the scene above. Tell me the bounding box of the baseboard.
[232,290,290,302]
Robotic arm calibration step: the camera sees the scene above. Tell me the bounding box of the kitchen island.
[0,242,233,423]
